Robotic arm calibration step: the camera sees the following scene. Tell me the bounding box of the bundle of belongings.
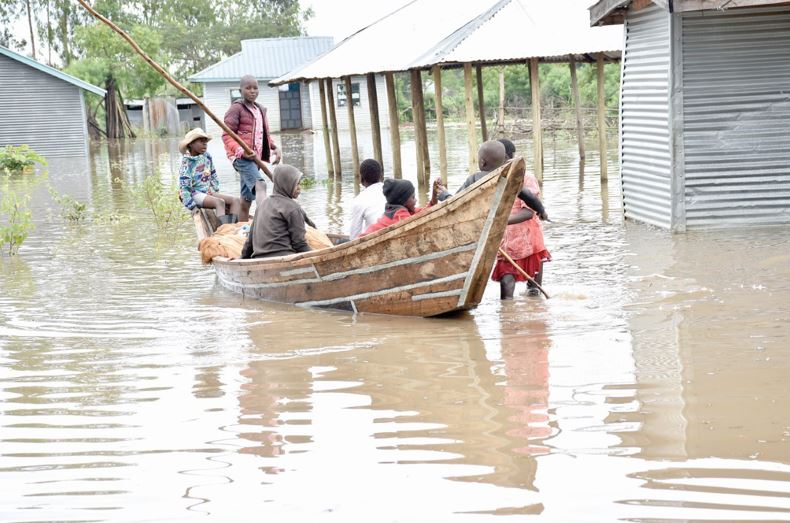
[198,222,333,264]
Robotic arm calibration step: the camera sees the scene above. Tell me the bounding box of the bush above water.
[0,145,48,174]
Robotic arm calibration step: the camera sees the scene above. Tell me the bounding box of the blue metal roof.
[189,36,334,83]
[0,45,106,96]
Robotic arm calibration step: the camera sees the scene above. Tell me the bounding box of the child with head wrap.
[360,178,436,236]
[241,164,315,259]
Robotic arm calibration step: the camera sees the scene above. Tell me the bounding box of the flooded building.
[124,97,205,135]
[189,37,390,136]
[0,45,105,158]
[591,0,790,230]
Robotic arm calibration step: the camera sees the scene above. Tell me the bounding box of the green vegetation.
[0,145,47,174]
[130,175,188,230]
[0,0,311,101]
[0,188,33,256]
[396,62,621,124]
[48,186,89,222]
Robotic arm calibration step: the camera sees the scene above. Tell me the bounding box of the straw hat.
[179,128,212,154]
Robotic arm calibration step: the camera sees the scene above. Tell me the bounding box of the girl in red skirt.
[492,139,551,299]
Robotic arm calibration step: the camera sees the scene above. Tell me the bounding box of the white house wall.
[202,82,282,138]
[620,4,673,229]
[680,6,790,228]
[308,75,390,132]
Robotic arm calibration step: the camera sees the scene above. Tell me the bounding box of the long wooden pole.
[476,64,488,142]
[366,73,383,166]
[325,78,342,177]
[410,69,430,184]
[498,68,505,134]
[76,0,274,180]
[597,53,608,182]
[463,63,478,174]
[529,57,543,183]
[498,248,550,299]
[569,56,585,161]
[343,76,360,184]
[432,65,447,185]
[385,72,402,179]
[317,80,334,177]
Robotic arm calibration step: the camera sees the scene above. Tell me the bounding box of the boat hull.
[197,159,525,317]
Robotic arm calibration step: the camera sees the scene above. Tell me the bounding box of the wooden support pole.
[385,72,402,179]
[317,80,334,176]
[366,73,383,166]
[463,63,478,174]
[570,56,585,161]
[410,69,430,184]
[343,76,361,183]
[476,64,488,142]
[325,78,342,177]
[498,68,505,134]
[432,65,448,185]
[597,53,608,182]
[529,57,543,182]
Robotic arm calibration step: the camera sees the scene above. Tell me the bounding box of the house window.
[337,83,360,107]
[230,88,242,103]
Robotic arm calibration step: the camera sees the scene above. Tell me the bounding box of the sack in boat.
[198,222,333,264]
[306,226,333,250]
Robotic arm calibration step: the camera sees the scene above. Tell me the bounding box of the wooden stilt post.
[410,69,430,185]
[343,76,360,183]
[529,57,543,182]
[325,78,342,177]
[366,73,383,166]
[570,56,585,161]
[432,65,447,185]
[597,53,608,182]
[476,64,488,142]
[385,72,402,179]
[498,68,505,134]
[317,80,334,176]
[463,63,478,174]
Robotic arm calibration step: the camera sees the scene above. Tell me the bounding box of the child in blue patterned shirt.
[178,128,240,224]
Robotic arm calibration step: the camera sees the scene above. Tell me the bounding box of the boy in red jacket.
[222,75,280,222]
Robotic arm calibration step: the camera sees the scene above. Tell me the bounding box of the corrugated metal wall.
[621,4,673,228]
[0,54,90,158]
[681,7,790,228]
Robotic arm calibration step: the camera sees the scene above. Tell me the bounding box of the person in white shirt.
[349,159,387,239]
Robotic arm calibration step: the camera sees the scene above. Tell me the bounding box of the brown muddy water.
[2,128,790,522]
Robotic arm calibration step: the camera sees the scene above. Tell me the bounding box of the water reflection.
[2,131,790,522]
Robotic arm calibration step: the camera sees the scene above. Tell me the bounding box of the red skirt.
[491,250,550,282]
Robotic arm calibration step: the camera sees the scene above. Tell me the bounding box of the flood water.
[2,128,790,522]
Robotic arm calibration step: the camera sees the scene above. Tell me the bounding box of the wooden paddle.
[75,0,274,181]
[498,248,550,299]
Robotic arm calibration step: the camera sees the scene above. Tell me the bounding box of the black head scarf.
[382,179,414,206]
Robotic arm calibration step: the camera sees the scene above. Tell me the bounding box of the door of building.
[278,83,302,130]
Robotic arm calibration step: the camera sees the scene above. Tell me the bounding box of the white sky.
[301,0,409,43]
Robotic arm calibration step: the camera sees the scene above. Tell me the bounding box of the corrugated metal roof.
[189,36,334,83]
[0,45,106,96]
[271,0,623,85]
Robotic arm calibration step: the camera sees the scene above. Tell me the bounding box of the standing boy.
[222,75,280,222]
[349,159,386,239]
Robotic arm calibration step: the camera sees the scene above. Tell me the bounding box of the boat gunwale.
[208,158,524,269]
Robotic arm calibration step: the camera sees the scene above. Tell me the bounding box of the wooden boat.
[193,158,526,317]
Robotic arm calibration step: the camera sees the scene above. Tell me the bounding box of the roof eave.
[589,0,630,26]
[0,45,106,96]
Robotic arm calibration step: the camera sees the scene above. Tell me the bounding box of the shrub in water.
[48,186,89,223]
[0,189,34,256]
[0,145,47,174]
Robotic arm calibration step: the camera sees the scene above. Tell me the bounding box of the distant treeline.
[395,62,621,125]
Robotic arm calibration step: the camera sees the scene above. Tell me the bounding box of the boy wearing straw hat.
[178,128,241,224]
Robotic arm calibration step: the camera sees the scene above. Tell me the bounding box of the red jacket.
[221,100,277,162]
[361,205,428,236]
